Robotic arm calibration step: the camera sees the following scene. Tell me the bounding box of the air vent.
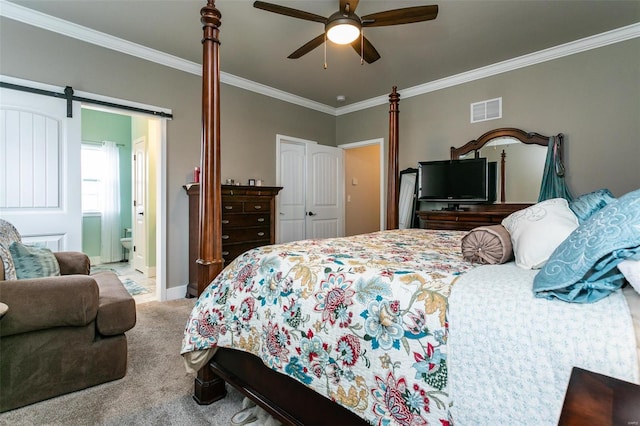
[470,97,502,123]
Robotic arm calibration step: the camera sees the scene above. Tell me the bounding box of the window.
[81,144,105,213]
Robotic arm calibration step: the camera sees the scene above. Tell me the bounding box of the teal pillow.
[9,242,61,279]
[569,188,616,223]
[533,188,640,303]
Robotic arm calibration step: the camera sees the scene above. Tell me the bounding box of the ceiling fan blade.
[253,1,327,24]
[362,5,438,27]
[351,35,381,64]
[340,0,359,14]
[288,34,326,59]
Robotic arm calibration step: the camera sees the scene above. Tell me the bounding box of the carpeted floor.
[0,298,245,425]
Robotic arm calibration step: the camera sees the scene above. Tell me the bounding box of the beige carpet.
[0,298,244,425]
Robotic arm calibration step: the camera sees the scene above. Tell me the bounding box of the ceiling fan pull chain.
[360,30,364,65]
[324,33,328,69]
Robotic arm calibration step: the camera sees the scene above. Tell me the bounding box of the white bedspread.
[448,263,639,426]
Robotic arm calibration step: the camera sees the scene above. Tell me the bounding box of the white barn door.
[0,87,82,251]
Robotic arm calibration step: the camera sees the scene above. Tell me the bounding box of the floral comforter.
[181,229,474,425]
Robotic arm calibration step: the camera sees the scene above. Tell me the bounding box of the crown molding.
[336,22,640,116]
[220,73,335,115]
[2,1,638,117]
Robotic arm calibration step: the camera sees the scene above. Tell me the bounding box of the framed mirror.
[451,128,552,203]
[399,168,419,228]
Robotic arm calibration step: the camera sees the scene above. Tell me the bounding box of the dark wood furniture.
[183,183,281,298]
[210,348,368,426]
[558,367,640,426]
[414,126,566,231]
[417,203,531,231]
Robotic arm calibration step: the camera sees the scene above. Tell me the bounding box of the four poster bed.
[182,2,640,425]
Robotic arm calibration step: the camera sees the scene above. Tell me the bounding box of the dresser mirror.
[451,128,551,203]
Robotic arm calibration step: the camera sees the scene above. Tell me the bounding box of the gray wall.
[2,17,638,293]
[0,18,334,292]
[337,38,640,199]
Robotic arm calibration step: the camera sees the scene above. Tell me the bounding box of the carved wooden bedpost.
[194,0,226,405]
[198,0,224,296]
[386,86,400,230]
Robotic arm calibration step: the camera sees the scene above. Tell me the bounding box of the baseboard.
[166,284,189,301]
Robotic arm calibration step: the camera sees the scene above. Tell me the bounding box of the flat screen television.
[418,158,496,209]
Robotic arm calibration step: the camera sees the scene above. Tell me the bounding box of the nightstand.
[558,367,640,425]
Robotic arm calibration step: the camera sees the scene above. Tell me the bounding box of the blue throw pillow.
[569,188,616,223]
[533,188,640,303]
[9,242,61,279]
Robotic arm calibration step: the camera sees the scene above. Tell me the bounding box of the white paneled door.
[277,135,344,243]
[277,140,306,243]
[0,87,82,251]
[132,137,146,273]
[306,144,344,239]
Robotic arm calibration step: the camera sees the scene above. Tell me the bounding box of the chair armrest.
[54,251,91,275]
[0,275,98,337]
[92,272,136,335]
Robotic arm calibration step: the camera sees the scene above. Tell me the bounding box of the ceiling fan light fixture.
[326,20,360,45]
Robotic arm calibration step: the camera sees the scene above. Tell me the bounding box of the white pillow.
[501,198,579,269]
[619,259,640,295]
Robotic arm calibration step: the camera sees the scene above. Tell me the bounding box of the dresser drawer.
[222,242,266,263]
[221,227,270,243]
[421,220,488,231]
[243,201,270,212]
[417,204,530,232]
[222,201,243,212]
[222,213,269,228]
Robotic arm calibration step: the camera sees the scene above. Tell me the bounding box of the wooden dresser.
[184,183,282,297]
[416,203,531,231]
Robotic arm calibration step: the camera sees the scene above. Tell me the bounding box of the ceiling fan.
[253,0,438,64]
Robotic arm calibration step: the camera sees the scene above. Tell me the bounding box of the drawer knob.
[222,235,229,240]
[257,218,265,222]
[222,220,230,224]
[254,205,262,210]
[257,232,265,237]
[222,251,229,256]
[224,205,233,210]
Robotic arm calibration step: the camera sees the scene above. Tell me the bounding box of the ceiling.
[5,0,640,108]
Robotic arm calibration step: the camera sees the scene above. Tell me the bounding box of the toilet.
[120,228,132,262]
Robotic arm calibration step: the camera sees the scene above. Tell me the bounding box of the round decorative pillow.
[461,224,513,265]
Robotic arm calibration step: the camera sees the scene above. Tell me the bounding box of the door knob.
[307,211,316,216]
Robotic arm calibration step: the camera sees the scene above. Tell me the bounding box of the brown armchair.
[0,220,136,412]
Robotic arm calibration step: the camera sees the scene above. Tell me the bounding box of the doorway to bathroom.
[80,106,158,301]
